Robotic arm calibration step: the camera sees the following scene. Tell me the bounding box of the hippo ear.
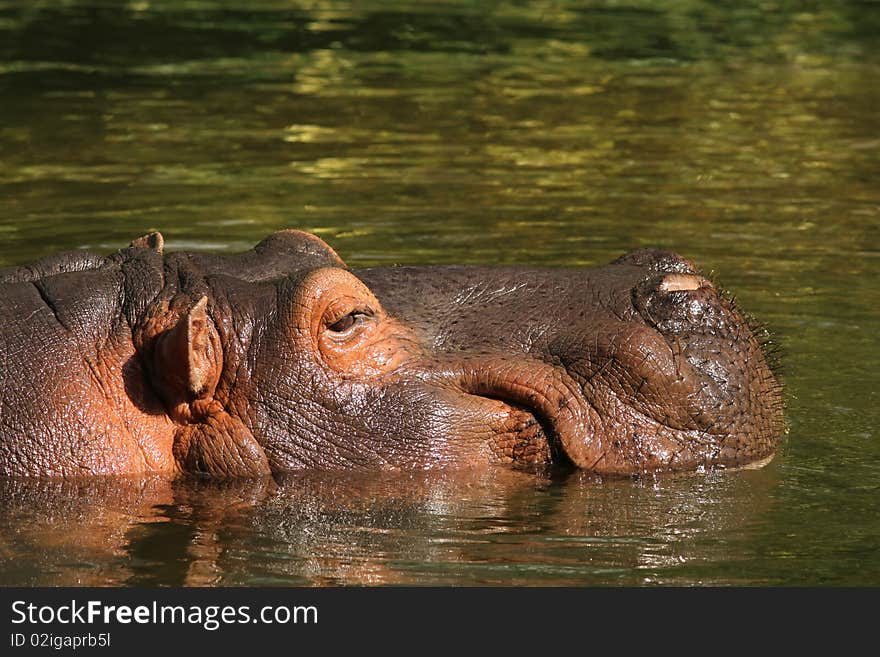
[155,296,222,402]
[130,231,164,254]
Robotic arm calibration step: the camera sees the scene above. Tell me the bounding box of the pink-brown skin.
[0,231,784,478]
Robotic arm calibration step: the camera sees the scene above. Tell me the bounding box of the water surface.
[0,1,878,586]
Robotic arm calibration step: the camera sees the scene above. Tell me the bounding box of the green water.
[0,1,878,586]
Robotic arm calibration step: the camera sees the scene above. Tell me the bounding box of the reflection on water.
[0,1,878,585]
[0,467,786,586]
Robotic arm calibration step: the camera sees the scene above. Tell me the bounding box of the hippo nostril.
[633,272,721,332]
[612,248,697,274]
[658,273,713,294]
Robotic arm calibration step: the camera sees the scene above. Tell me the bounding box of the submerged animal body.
[0,230,783,478]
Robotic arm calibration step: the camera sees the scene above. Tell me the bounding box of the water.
[0,1,878,586]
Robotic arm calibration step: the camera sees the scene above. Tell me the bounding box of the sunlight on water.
[0,0,878,585]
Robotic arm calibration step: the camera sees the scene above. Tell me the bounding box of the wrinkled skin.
[0,230,784,478]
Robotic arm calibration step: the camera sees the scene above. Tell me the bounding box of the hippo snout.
[633,271,724,334]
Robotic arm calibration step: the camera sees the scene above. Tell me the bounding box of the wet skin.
[0,230,784,477]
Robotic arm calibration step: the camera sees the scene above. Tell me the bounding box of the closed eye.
[326,310,369,333]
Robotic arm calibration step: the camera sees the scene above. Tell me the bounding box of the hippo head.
[136,230,783,477]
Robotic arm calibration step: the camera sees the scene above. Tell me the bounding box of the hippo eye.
[326,310,370,334]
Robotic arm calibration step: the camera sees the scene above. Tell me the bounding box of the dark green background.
[0,1,877,585]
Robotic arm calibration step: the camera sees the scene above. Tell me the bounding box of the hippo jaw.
[419,333,781,475]
[394,254,784,475]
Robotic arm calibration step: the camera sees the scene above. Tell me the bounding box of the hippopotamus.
[0,230,784,478]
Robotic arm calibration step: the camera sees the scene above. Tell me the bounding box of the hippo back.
[0,246,174,476]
